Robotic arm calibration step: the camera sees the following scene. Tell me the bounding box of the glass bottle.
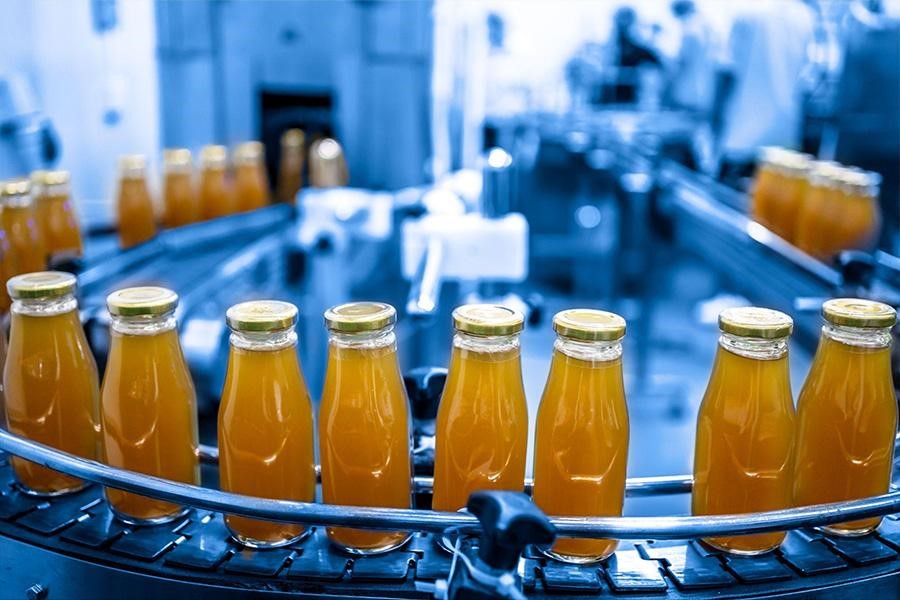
[692,307,795,555]
[830,169,882,257]
[277,129,305,204]
[433,305,528,512]
[0,178,47,275]
[308,138,349,188]
[0,226,13,314]
[32,170,84,265]
[768,151,811,243]
[319,302,412,554]
[100,287,199,524]
[794,299,896,536]
[233,141,270,212]
[4,271,100,495]
[750,147,785,231]
[218,300,316,548]
[794,162,843,259]
[532,309,629,563]
[116,155,157,248]
[162,148,198,228]
[199,145,234,220]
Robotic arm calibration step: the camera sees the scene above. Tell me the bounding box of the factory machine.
[1,126,899,599]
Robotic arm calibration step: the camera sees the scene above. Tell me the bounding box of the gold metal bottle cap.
[822,298,896,328]
[281,129,305,148]
[234,141,264,164]
[200,145,228,168]
[107,286,178,316]
[227,300,298,332]
[30,170,48,190]
[452,304,524,336]
[7,271,76,300]
[718,307,793,339]
[324,301,396,332]
[553,309,626,342]
[43,170,70,186]
[0,178,31,198]
[163,148,192,167]
[119,154,147,179]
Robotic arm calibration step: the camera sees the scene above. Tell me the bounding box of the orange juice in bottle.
[765,151,810,242]
[750,147,785,229]
[692,307,795,554]
[199,145,234,220]
[319,302,412,554]
[831,169,882,257]
[35,170,84,264]
[794,162,842,259]
[433,305,528,512]
[162,149,198,228]
[116,155,157,248]
[277,129,305,203]
[0,226,14,314]
[308,138,349,188]
[1,178,46,275]
[794,299,896,536]
[219,300,316,547]
[532,309,629,563]
[3,272,99,495]
[233,141,270,212]
[101,287,199,524]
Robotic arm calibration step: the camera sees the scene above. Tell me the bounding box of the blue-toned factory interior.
[0,1,899,598]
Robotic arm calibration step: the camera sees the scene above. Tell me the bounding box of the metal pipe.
[2,429,898,540]
[406,237,444,318]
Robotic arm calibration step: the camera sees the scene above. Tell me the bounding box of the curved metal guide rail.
[1,429,898,540]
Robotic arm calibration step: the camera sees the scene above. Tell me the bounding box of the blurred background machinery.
[0,0,899,597]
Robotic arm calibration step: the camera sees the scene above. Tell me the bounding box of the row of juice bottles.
[750,147,882,260]
[0,176,84,314]
[115,132,349,248]
[1,271,896,562]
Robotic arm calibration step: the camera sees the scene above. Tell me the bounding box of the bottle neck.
[11,294,77,317]
[554,336,622,362]
[718,332,788,360]
[111,311,177,336]
[231,328,297,351]
[328,325,396,350]
[453,330,520,354]
[822,323,892,349]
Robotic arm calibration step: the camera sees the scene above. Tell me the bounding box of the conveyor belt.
[2,456,898,599]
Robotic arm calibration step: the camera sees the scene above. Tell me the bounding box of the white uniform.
[720,0,814,161]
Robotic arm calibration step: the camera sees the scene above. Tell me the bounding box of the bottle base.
[229,527,312,549]
[109,504,190,526]
[700,539,781,556]
[329,533,412,556]
[16,480,88,498]
[818,525,878,538]
[541,549,609,565]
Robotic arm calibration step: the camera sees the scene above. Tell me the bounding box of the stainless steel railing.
[2,428,898,540]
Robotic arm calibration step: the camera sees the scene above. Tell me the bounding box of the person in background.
[610,6,662,104]
[667,0,716,115]
[712,0,815,186]
[832,0,900,252]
